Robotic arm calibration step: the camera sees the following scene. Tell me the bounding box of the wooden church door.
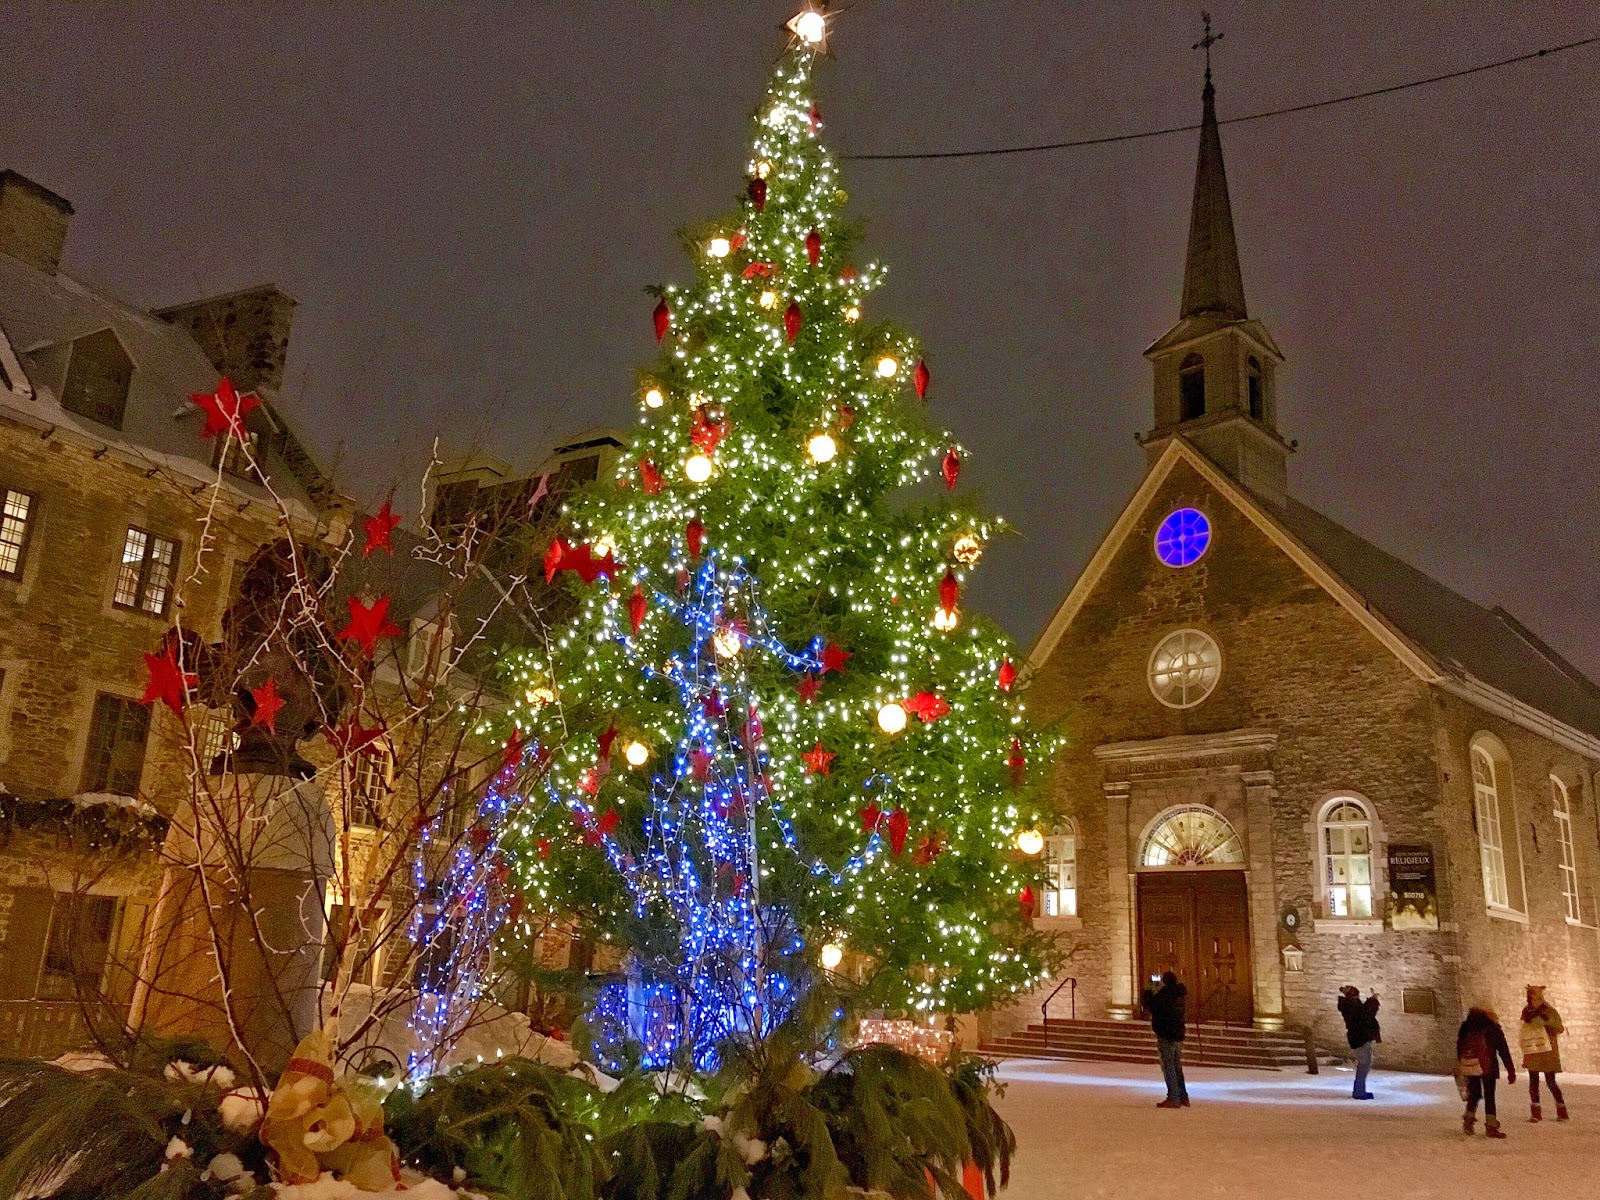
[1138,871,1253,1025]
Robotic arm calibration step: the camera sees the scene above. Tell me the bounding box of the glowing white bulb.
[877,701,908,735]
[932,606,959,632]
[623,740,649,768]
[807,432,838,464]
[685,453,714,483]
[643,386,665,409]
[759,290,778,310]
[713,627,742,659]
[707,236,732,259]
[820,943,844,971]
[792,9,826,45]
[876,355,899,379]
[1016,829,1045,856]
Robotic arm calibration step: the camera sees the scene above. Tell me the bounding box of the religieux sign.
[1387,844,1439,931]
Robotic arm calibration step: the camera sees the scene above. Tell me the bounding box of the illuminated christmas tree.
[500,8,1052,1044]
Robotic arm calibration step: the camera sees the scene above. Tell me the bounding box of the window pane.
[82,694,150,795]
[114,528,147,608]
[142,536,177,614]
[1351,885,1374,918]
[0,489,31,576]
[1329,887,1348,917]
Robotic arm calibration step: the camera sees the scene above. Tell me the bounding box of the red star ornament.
[819,641,851,674]
[742,261,776,279]
[628,584,647,635]
[686,517,706,557]
[362,501,401,557]
[596,808,619,836]
[639,459,662,495]
[338,595,403,658]
[140,647,196,716]
[249,677,285,732]
[887,808,910,856]
[858,802,881,834]
[998,658,1018,692]
[784,301,803,344]
[939,569,961,613]
[701,689,727,719]
[327,717,385,757]
[913,830,946,866]
[544,538,571,583]
[805,228,822,267]
[905,691,951,724]
[796,674,823,703]
[837,404,855,430]
[653,298,671,341]
[942,447,962,491]
[914,359,931,400]
[809,102,822,131]
[189,376,260,440]
[555,544,618,585]
[689,746,714,781]
[802,742,835,776]
[690,411,727,454]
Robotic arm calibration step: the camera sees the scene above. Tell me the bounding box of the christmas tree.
[499,7,1052,1045]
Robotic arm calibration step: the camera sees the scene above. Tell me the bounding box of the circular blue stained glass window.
[1155,508,1211,567]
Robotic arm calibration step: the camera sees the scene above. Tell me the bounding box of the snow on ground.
[994,1058,1599,1200]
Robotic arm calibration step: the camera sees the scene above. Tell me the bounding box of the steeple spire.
[1181,14,1247,321]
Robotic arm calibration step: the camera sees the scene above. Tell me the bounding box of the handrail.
[1041,976,1077,1049]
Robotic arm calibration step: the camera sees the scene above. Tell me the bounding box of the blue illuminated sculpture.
[1155,507,1212,567]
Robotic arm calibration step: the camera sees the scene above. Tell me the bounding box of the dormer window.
[1247,356,1264,420]
[61,329,133,430]
[213,428,262,481]
[1178,354,1205,421]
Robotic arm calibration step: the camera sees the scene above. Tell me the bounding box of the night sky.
[3,2,1597,673]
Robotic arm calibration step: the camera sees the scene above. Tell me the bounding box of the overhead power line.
[843,34,1600,162]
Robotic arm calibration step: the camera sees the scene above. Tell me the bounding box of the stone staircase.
[981,1017,1317,1072]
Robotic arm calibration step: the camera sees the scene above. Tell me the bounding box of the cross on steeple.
[1192,12,1223,86]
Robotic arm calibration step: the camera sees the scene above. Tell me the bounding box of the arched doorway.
[1137,806,1253,1025]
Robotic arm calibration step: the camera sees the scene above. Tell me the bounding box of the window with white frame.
[0,488,35,578]
[1042,823,1077,917]
[1147,629,1222,709]
[198,708,238,772]
[1472,744,1512,910]
[1320,799,1375,918]
[349,741,392,828]
[113,527,179,615]
[1552,776,1580,923]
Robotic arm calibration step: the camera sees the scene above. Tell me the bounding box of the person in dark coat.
[1142,971,1189,1108]
[1457,1007,1516,1138]
[1336,985,1381,1099]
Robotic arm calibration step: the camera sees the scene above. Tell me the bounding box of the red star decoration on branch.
[596,808,619,836]
[887,808,910,855]
[338,595,403,658]
[689,747,714,781]
[796,674,823,703]
[802,742,835,776]
[362,502,401,557]
[537,837,551,859]
[140,647,196,716]
[327,717,385,757]
[189,376,260,440]
[858,803,881,834]
[819,642,851,674]
[248,677,285,732]
[545,542,619,585]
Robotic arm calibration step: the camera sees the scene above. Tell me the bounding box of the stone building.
[996,78,1600,1073]
[0,168,341,1054]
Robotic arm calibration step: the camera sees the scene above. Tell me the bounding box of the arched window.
[1319,798,1375,918]
[1147,629,1222,709]
[1246,356,1264,420]
[1471,743,1512,910]
[1141,805,1244,867]
[1042,821,1077,917]
[1552,776,1580,923]
[1178,354,1205,421]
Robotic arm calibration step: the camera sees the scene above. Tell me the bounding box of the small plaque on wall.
[1402,987,1436,1016]
[1387,844,1439,930]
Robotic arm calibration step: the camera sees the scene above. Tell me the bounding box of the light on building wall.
[876,701,908,735]
[1016,829,1045,856]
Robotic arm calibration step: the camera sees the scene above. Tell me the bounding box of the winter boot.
[1486,1117,1507,1140]
[1529,1104,1543,1123]
[1557,1104,1570,1122]
[1462,1113,1476,1135]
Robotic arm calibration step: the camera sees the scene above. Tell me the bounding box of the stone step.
[981,1017,1316,1072]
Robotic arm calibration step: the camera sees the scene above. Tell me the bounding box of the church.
[994,69,1600,1074]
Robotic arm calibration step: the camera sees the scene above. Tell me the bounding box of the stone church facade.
[998,77,1600,1073]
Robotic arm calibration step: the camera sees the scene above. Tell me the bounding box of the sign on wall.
[1387,844,1439,930]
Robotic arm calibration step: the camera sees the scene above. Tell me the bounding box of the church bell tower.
[1141,30,1292,505]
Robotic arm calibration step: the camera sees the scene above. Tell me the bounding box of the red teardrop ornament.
[805,228,821,267]
[748,178,767,211]
[942,447,961,491]
[686,517,706,557]
[628,584,646,634]
[939,568,960,613]
[914,358,930,399]
[888,808,910,856]
[998,658,1017,692]
[784,301,803,344]
[652,298,671,341]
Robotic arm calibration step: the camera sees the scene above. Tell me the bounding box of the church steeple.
[1180,74,1248,321]
[1141,19,1292,506]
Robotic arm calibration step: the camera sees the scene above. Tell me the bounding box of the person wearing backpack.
[1520,984,1568,1122]
[1457,1007,1516,1138]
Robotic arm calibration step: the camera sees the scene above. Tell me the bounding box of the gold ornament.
[759,290,778,310]
[1015,829,1045,856]
[876,701,908,735]
[843,304,861,324]
[524,683,557,711]
[931,606,959,632]
[952,532,983,565]
[820,943,844,970]
[643,386,665,410]
[713,626,742,658]
[685,453,714,484]
[623,740,650,768]
[755,159,773,179]
[875,354,899,379]
[707,236,732,259]
[807,432,838,464]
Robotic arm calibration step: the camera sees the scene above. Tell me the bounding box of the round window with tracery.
[1147,628,1221,708]
[1141,805,1245,867]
